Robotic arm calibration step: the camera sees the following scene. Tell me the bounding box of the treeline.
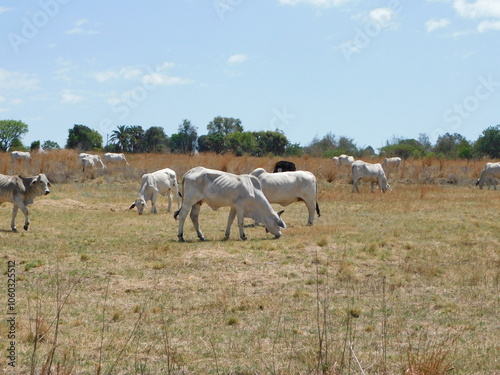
[1,118,499,159]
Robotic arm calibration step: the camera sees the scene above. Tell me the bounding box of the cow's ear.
[129,203,136,210]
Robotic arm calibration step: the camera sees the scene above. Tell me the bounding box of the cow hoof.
[240,236,247,241]
[24,225,29,231]
[12,228,18,233]
[178,236,185,243]
[198,236,207,242]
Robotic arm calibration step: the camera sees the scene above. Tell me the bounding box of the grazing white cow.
[0,173,51,232]
[333,154,355,166]
[352,160,391,193]
[383,157,402,169]
[78,153,106,172]
[104,152,129,165]
[173,167,286,241]
[251,168,320,225]
[476,162,500,190]
[11,151,32,162]
[129,168,180,214]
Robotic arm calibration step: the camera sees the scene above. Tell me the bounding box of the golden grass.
[0,152,499,374]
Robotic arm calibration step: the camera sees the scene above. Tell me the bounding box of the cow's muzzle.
[44,190,50,195]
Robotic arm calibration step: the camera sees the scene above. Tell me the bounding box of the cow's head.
[381,182,391,193]
[32,174,51,195]
[129,197,147,214]
[263,210,286,238]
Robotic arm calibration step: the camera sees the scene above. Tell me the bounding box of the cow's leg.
[189,203,205,241]
[352,179,359,193]
[151,192,158,214]
[166,191,172,213]
[370,182,375,193]
[11,202,29,232]
[304,200,315,226]
[236,208,247,240]
[10,205,19,232]
[175,204,191,242]
[225,208,237,239]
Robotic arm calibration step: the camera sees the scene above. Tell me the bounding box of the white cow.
[104,152,128,165]
[383,157,402,169]
[11,151,32,162]
[129,168,180,214]
[78,153,106,172]
[476,162,500,190]
[0,173,51,232]
[333,154,355,166]
[251,168,320,225]
[352,160,391,193]
[173,167,286,242]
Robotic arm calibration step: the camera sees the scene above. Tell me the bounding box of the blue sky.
[1,0,499,151]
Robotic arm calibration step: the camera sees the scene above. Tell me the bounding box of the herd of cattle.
[1,151,499,239]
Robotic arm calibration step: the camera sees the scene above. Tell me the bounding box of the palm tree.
[109,125,129,151]
[127,125,145,153]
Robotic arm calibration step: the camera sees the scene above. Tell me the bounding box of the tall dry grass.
[0,150,495,186]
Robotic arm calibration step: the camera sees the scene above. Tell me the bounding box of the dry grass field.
[0,151,499,375]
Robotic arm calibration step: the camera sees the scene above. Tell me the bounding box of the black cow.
[273,160,296,173]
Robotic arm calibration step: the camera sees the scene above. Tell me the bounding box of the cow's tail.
[315,179,321,217]
[173,175,185,221]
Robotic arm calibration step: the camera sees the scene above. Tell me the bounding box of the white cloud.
[227,54,248,64]
[157,62,176,72]
[0,6,13,13]
[66,19,99,35]
[0,68,39,91]
[453,0,500,18]
[93,67,142,83]
[94,64,191,87]
[425,18,451,32]
[369,7,395,27]
[142,73,191,87]
[61,90,84,104]
[279,0,353,7]
[477,19,500,31]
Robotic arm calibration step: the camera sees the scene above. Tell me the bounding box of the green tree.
[66,124,103,150]
[42,140,60,150]
[9,138,26,151]
[474,125,500,158]
[207,116,243,135]
[0,119,29,151]
[253,131,288,156]
[109,125,130,151]
[170,120,198,154]
[198,133,226,154]
[284,142,303,157]
[143,126,168,153]
[126,125,145,153]
[433,133,468,158]
[380,138,426,159]
[304,132,338,158]
[337,136,358,156]
[226,132,258,156]
[30,140,41,151]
